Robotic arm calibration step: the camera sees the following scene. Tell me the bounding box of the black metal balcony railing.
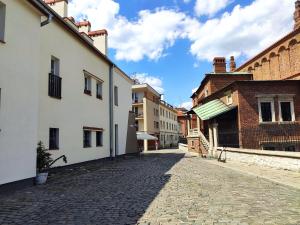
[48,73,62,99]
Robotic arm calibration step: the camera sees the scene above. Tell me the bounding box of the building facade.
[159,100,179,148]
[187,1,300,156]
[132,83,161,151]
[0,0,135,186]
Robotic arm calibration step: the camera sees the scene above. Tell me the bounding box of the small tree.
[36,141,53,173]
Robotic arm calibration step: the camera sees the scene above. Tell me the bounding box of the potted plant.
[36,141,67,185]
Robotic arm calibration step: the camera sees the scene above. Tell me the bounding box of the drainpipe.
[41,14,53,27]
[109,65,114,159]
[30,0,53,27]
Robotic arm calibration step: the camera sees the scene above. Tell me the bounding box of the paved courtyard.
[0,149,300,225]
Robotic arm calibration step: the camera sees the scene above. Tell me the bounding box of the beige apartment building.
[0,0,136,186]
[132,83,160,151]
[159,100,179,148]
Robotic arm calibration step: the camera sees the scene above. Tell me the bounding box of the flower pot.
[35,172,48,185]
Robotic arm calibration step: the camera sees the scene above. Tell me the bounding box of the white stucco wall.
[0,0,41,185]
[38,19,111,166]
[113,69,132,156]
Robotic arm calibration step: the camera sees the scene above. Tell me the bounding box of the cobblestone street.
[0,149,300,225]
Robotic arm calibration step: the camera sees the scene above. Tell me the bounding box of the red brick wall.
[237,81,300,148]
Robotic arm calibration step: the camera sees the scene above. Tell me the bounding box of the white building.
[0,0,135,186]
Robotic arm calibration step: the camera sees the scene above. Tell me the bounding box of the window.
[83,130,92,148]
[49,56,61,99]
[226,92,233,105]
[96,82,102,99]
[84,76,92,95]
[0,2,6,42]
[49,128,59,150]
[258,99,275,123]
[204,89,209,97]
[279,100,295,122]
[154,108,156,116]
[96,131,103,147]
[51,56,60,76]
[114,86,118,106]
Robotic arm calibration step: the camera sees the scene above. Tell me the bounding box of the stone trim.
[217,147,300,159]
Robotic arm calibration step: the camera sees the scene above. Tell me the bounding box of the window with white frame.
[204,89,209,97]
[96,82,102,99]
[258,98,275,123]
[279,98,295,122]
[84,76,92,95]
[51,56,60,76]
[0,2,6,42]
[226,92,233,105]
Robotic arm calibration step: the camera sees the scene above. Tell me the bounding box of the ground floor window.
[279,100,295,122]
[258,98,275,123]
[83,130,92,148]
[96,131,103,147]
[49,128,59,150]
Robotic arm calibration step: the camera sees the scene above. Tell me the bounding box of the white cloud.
[132,73,164,94]
[179,101,193,110]
[69,0,197,62]
[69,0,295,63]
[194,0,232,17]
[189,0,294,61]
[192,87,198,93]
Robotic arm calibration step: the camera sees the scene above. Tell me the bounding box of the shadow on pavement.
[0,151,185,225]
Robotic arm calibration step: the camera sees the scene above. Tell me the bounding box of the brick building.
[187,1,300,156]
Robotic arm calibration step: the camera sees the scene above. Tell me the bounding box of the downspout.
[30,0,53,27]
[109,65,114,159]
[41,14,53,27]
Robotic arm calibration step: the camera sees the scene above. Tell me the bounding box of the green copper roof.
[193,99,235,121]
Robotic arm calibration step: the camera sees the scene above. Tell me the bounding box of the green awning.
[193,99,235,121]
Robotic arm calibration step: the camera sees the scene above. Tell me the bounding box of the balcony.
[132,99,143,105]
[135,113,144,120]
[48,73,61,99]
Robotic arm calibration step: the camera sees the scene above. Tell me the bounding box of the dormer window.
[226,92,233,105]
[204,89,209,97]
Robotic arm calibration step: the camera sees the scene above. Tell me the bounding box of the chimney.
[88,30,108,55]
[44,0,68,18]
[76,20,91,34]
[213,57,226,73]
[294,0,300,30]
[230,56,236,72]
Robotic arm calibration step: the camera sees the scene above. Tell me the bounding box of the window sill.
[0,39,5,44]
[96,95,103,100]
[278,121,296,124]
[96,145,103,147]
[83,145,92,148]
[84,90,92,96]
[49,95,62,100]
[49,148,59,151]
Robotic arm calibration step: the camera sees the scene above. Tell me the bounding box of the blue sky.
[69,0,294,108]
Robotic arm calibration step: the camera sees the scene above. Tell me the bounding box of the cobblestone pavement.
[0,149,300,225]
